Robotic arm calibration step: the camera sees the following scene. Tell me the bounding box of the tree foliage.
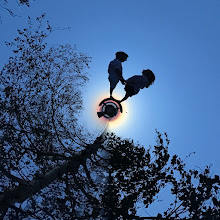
[0,15,92,219]
[1,15,220,220]
[1,0,31,6]
[0,0,34,21]
[102,132,220,219]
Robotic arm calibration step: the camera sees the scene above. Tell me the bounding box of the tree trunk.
[0,133,105,211]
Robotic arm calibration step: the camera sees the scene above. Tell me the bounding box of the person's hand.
[121,78,126,84]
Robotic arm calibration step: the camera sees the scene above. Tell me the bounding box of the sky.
[0,0,220,216]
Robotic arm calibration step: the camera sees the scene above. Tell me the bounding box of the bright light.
[95,93,130,131]
[82,83,132,135]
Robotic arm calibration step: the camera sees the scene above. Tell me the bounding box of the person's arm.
[120,77,126,84]
[115,68,126,84]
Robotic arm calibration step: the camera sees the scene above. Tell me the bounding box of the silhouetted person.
[120,69,155,103]
[108,51,128,98]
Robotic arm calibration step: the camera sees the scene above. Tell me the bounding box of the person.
[108,51,128,98]
[120,69,155,103]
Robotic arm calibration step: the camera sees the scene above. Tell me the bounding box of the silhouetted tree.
[0,15,96,219]
[99,132,220,219]
[0,0,34,21]
[1,0,32,9]
[1,15,220,220]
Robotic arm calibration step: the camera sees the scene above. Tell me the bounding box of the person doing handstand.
[108,51,128,98]
[120,69,155,103]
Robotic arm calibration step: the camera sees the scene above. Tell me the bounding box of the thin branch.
[83,162,95,187]
[166,201,184,218]
[0,5,20,17]
[11,205,40,220]
[37,152,72,161]
[73,175,99,205]
[56,118,86,147]
[50,85,73,153]
[0,166,28,185]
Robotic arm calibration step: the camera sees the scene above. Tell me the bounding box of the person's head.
[142,69,155,88]
[116,51,128,62]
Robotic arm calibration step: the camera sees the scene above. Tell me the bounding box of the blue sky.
[0,0,220,215]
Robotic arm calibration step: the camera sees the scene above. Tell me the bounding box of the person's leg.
[109,75,119,98]
[120,93,130,103]
[110,87,114,98]
[120,84,134,103]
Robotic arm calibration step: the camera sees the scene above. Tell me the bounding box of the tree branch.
[0,132,105,211]
[0,166,28,185]
[83,162,95,187]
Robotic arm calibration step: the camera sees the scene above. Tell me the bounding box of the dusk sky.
[0,0,220,216]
